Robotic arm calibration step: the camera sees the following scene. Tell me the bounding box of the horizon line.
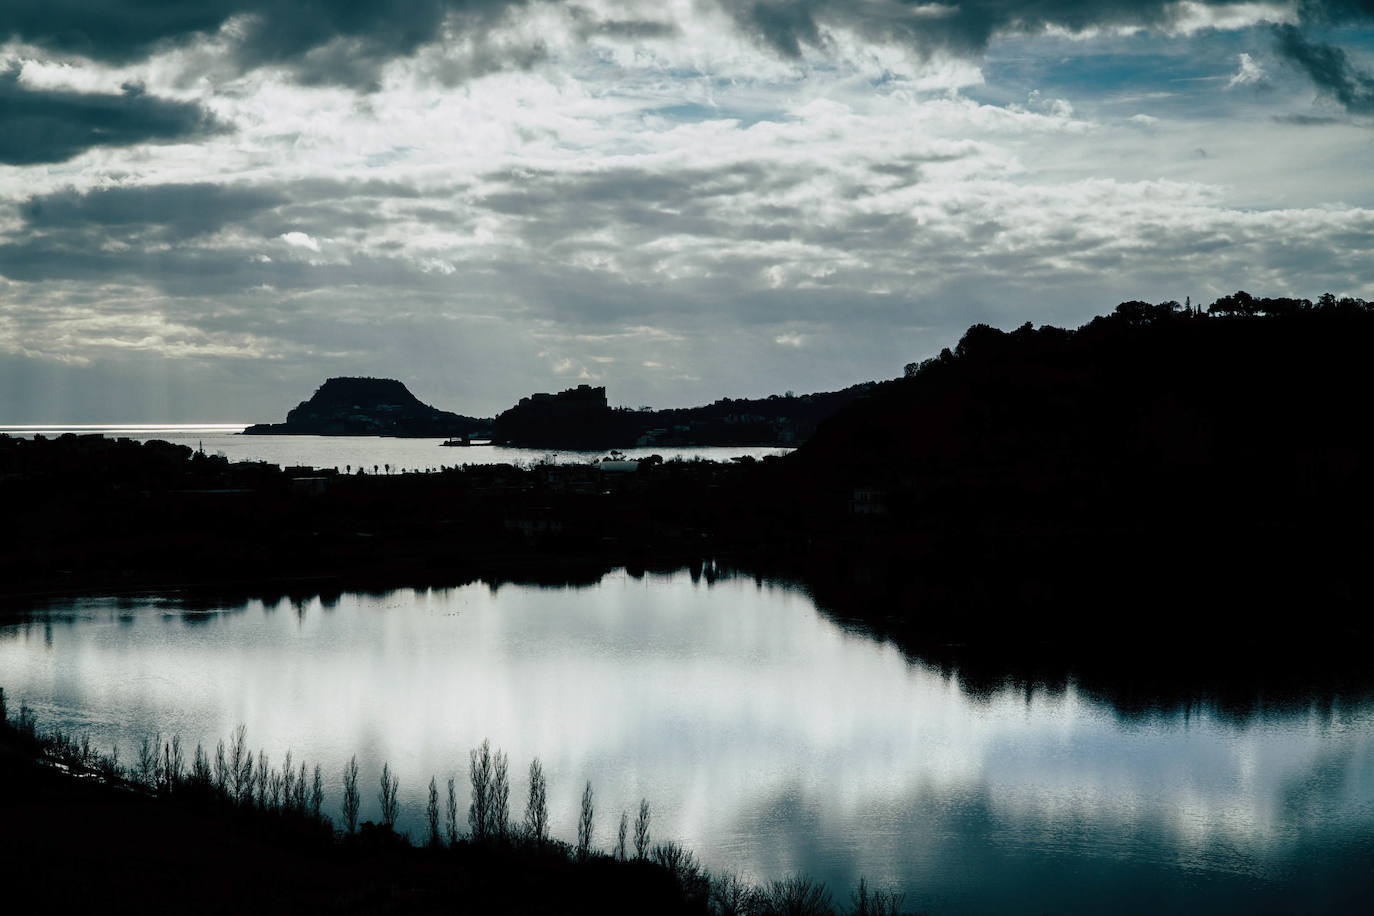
[0,424,249,431]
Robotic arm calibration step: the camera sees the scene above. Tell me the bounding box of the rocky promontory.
[243,377,490,437]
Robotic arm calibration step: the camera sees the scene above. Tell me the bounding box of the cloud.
[1,3,1372,421]
[1271,111,1346,122]
[229,1,539,89]
[1296,0,1374,26]
[0,0,538,89]
[712,1,1309,62]
[279,231,321,252]
[2,1,1367,90]
[0,64,223,164]
[1271,23,1374,113]
[20,183,286,238]
[1227,51,1268,87]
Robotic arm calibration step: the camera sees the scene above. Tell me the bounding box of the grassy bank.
[0,690,913,915]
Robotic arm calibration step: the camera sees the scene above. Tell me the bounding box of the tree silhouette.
[524,757,548,846]
[469,739,493,842]
[577,781,594,860]
[426,775,441,847]
[342,755,360,834]
[446,776,458,845]
[379,762,399,829]
[634,799,650,860]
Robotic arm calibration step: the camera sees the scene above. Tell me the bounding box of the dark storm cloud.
[0,178,473,295]
[6,2,1374,89]
[0,1,534,89]
[1297,0,1374,24]
[475,152,963,255]
[0,2,229,63]
[20,183,287,238]
[564,5,679,40]
[711,1,1369,60]
[12,178,450,246]
[1272,23,1374,113]
[228,0,533,88]
[1272,112,1347,123]
[0,65,223,164]
[0,232,460,298]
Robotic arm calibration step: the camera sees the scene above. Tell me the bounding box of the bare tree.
[490,748,510,841]
[213,739,228,796]
[241,752,255,806]
[427,776,441,847]
[635,799,651,859]
[712,874,757,916]
[616,811,628,860]
[287,761,300,811]
[311,764,325,822]
[524,758,548,846]
[190,743,212,790]
[162,736,184,792]
[469,740,493,841]
[446,776,459,846]
[268,769,283,810]
[280,751,294,811]
[761,876,832,915]
[342,755,360,833]
[256,750,270,809]
[379,761,399,829]
[850,877,905,916]
[294,763,306,812]
[229,725,250,803]
[137,733,160,789]
[577,781,594,860]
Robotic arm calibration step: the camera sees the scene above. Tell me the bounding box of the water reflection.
[2,571,1372,913]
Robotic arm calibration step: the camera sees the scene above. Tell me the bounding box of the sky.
[1,2,1372,422]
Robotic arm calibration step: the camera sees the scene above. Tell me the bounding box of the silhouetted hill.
[492,382,876,448]
[641,382,877,447]
[244,377,490,438]
[776,294,1374,635]
[797,294,1374,482]
[493,385,632,449]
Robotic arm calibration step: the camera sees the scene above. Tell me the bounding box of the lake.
[2,569,1372,913]
[0,426,790,472]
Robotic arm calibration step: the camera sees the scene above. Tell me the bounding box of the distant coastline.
[0,424,249,433]
[242,377,876,449]
[5,294,1372,657]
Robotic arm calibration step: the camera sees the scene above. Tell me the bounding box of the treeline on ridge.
[776,291,1374,639]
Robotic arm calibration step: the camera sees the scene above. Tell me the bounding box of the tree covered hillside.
[780,294,1374,636]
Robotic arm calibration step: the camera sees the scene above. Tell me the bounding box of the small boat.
[440,437,469,447]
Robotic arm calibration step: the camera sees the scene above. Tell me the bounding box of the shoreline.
[0,703,912,916]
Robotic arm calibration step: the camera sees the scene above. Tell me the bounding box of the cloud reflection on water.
[2,570,1372,912]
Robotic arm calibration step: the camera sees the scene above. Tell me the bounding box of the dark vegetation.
[0,691,911,915]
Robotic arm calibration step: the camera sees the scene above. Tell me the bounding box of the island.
[490,382,876,449]
[242,377,491,438]
[244,375,877,449]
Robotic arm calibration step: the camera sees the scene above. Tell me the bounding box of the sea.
[0,425,790,472]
